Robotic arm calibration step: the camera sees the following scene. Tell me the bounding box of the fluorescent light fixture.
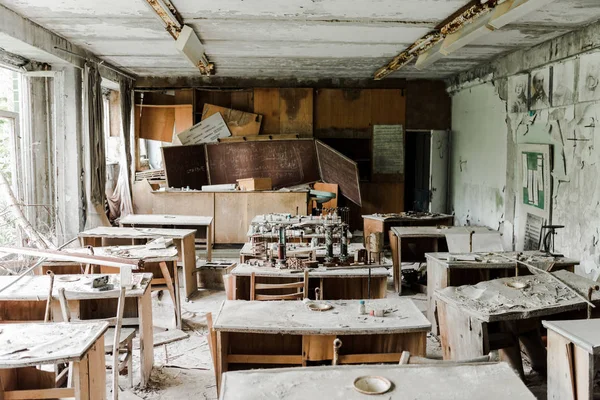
[441,14,494,55]
[415,41,445,70]
[176,25,213,75]
[488,0,558,29]
[143,0,181,31]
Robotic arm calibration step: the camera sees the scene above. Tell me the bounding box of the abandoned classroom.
[0,0,599,399]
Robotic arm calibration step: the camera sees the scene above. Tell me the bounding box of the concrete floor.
[111,249,547,400]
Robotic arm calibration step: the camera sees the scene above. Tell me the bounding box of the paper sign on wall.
[373,125,404,174]
[177,112,231,145]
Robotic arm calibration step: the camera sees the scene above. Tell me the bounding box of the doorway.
[405,131,431,212]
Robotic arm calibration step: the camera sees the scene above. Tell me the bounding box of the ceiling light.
[176,25,214,76]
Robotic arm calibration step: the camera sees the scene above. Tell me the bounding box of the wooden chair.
[250,270,309,301]
[399,351,492,365]
[58,286,135,399]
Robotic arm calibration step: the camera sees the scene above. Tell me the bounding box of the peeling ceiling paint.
[0,0,599,79]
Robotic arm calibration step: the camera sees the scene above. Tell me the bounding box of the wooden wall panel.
[370,89,405,125]
[194,89,254,123]
[279,88,313,136]
[314,89,372,133]
[253,88,280,134]
[405,80,450,130]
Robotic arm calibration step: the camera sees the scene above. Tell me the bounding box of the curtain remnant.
[86,64,106,206]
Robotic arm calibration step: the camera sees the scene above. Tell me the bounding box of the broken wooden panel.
[134,105,176,142]
[174,104,194,135]
[162,144,209,190]
[315,140,362,206]
[202,104,262,136]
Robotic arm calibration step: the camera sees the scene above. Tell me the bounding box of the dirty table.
[230,263,389,300]
[390,225,500,294]
[363,212,454,247]
[435,270,600,377]
[0,321,109,400]
[219,363,535,400]
[239,242,365,264]
[120,214,213,261]
[543,319,600,400]
[79,226,198,300]
[426,251,578,334]
[0,273,154,387]
[213,298,431,391]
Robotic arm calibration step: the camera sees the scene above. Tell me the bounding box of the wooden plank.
[174,105,193,135]
[573,344,594,400]
[316,140,361,206]
[303,335,335,362]
[216,331,229,395]
[230,90,253,112]
[279,88,313,136]
[73,354,90,400]
[87,339,106,400]
[4,388,75,400]
[138,288,154,388]
[437,301,487,361]
[337,353,404,364]
[227,355,303,364]
[253,88,280,134]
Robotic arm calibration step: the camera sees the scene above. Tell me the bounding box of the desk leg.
[173,261,182,329]
[389,231,400,295]
[180,236,198,301]
[206,224,213,262]
[159,261,181,329]
[72,355,91,400]
[573,344,594,400]
[216,331,229,396]
[87,339,106,400]
[138,288,154,388]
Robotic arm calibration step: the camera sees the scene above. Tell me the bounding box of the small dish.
[505,280,529,289]
[307,302,333,312]
[353,376,392,395]
[57,276,80,282]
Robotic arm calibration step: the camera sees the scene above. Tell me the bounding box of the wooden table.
[0,273,154,387]
[0,321,109,400]
[426,251,579,334]
[239,242,365,263]
[543,319,600,400]
[390,226,499,294]
[79,227,198,300]
[213,298,431,391]
[435,270,600,377]
[120,214,213,260]
[219,363,535,400]
[230,264,389,300]
[61,245,182,329]
[363,212,454,247]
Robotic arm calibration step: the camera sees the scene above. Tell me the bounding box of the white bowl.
[353,376,392,395]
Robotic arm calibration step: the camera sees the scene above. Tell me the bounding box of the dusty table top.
[0,321,108,368]
[213,298,431,335]
[362,212,453,222]
[0,273,152,301]
[219,363,535,400]
[79,226,196,239]
[426,251,579,270]
[120,214,213,226]
[391,225,493,238]
[240,242,365,257]
[65,245,179,263]
[543,319,600,355]
[435,270,600,322]
[231,264,390,278]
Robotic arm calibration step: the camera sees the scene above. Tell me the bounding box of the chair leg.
[127,339,133,388]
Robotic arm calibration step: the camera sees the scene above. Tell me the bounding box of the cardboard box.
[237,177,272,191]
[196,262,236,290]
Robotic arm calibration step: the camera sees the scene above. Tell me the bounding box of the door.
[429,130,449,214]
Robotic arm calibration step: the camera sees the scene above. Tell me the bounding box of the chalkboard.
[315,140,362,206]
[162,144,209,190]
[205,139,320,188]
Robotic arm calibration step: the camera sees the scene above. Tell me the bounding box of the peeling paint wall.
[449,20,600,279]
[450,82,511,249]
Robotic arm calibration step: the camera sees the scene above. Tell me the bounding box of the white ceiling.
[1,0,599,80]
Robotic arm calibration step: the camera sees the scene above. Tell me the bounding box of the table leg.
[206,224,213,262]
[389,231,400,295]
[159,261,181,329]
[180,236,198,301]
[72,355,91,400]
[547,329,578,400]
[216,331,229,396]
[173,261,182,329]
[87,338,106,400]
[138,288,154,388]
[574,344,594,400]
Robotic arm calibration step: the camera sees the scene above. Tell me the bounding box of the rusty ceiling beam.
[373,0,499,80]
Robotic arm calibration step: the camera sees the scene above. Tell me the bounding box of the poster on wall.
[516,144,552,251]
[552,60,576,107]
[530,67,551,110]
[508,74,529,113]
[578,52,600,102]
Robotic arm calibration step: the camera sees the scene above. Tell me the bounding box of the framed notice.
[372,125,404,175]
